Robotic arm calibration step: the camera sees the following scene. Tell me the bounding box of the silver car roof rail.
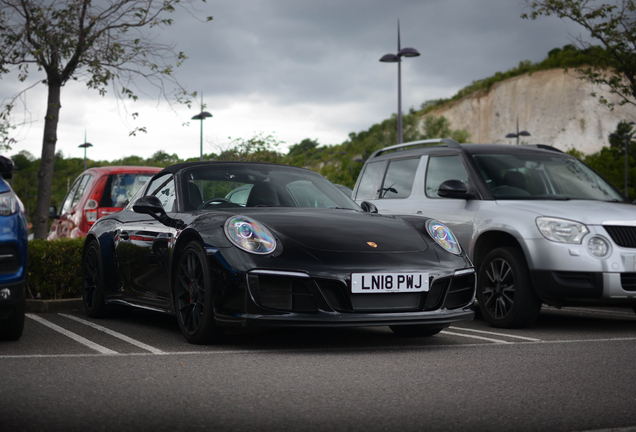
[369,138,461,159]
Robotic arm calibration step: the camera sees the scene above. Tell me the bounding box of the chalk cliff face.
[423,69,636,155]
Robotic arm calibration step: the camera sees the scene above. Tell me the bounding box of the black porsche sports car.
[82,162,475,344]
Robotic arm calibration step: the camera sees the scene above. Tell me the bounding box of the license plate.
[351,272,429,293]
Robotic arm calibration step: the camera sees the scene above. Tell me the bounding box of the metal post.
[625,134,629,199]
[200,94,204,162]
[397,23,402,144]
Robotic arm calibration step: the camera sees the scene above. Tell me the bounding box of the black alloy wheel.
[477,247,542,328]
[389,325,444,337]
[82,240,108,318]
[174,241,223,344]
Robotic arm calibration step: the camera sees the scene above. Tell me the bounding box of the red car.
[48,166,162,240]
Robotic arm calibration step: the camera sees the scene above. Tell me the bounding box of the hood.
[242,209,428,252]
[496,200,636,226]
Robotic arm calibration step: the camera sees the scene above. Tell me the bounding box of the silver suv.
[352,138,636,328]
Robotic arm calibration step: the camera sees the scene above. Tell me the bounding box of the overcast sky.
[1,0,589,162]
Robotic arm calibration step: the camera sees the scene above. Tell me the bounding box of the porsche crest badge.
[367,242,378,248]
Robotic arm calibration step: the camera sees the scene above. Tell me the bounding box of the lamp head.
[398,47,420,58]
[380,53,399,63]
[192,111,213,120]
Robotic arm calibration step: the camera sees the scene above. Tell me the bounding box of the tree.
[567,120,636,199]
[217,133,283,163]
[421,115,471,143]
[523,0,636,109]
[0,0,212,238]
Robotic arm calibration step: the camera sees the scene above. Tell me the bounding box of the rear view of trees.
[0,0,212,238]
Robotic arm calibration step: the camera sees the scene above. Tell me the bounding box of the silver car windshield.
[472,153,625,202]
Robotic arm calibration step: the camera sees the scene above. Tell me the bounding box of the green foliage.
[523,0,636,109]
[27,238,84,299]
[281,115,470,189]
[567,121,636,199]
[217,133,284,163]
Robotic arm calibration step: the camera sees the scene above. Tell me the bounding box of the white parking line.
[450,326,542,342]
[3,335,636,360]
[441,330,512,344]
[549,307,636,318]
[26,314,118,355]
[59,313,165,355]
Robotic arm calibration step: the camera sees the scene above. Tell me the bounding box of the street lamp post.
[610,121,635,199]
[78,132,93,170]
[380,21,420,144]
[191,94,213,161]
[505,117,531,146]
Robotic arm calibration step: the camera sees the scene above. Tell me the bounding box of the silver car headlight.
[426,219,462,255]
[536,217,588,244]
[224,215,276,255]
[0,191,18,216]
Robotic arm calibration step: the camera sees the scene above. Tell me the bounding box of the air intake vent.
[0,246,19,274]
[620,273,636,291]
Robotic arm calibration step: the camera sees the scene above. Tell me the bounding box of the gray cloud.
[1,0,592,159]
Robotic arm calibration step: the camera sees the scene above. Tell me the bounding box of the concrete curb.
[26,298,84,313]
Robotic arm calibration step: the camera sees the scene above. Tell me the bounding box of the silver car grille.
[603,226,636,248]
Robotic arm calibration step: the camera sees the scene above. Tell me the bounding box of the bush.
[27,238,84,299]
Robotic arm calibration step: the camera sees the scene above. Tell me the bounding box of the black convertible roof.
[154,160,300,176]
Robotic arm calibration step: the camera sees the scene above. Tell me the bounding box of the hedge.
[27,238,84,300]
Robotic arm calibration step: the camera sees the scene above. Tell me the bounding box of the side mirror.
[132,195,184,229]
[438,180,471,199]
[133,195,167,218]
[0,156,14,180]
[360,201,378,213]
[49,206,58,219]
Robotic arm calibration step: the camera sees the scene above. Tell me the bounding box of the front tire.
[477,247,541,328]
[0,300,25,341]
[174,241,223,344]
[389,325,444,337]
[82,240,108,318]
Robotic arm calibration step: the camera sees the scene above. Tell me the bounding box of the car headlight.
[536,217,589,244]
[426,219,462,255]
[224,215,276,255]
[0,191,18,216]
[587,236,610,258]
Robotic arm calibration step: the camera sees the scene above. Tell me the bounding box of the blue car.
[0,156,27,341]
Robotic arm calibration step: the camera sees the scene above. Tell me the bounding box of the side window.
[425,155,469,198]
[354,161,387,200]
[59,175,84,215]
[72,174,93,207]
[379,158,420,199]
[145,173,176,212]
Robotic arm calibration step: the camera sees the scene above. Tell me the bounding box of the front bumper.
[216,307,474,328]
[214,268,476,329]
[531,270,636,306]
[524,229,636,305]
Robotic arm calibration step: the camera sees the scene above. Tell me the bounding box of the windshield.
[472,153,625,202]
[182,164,360,211]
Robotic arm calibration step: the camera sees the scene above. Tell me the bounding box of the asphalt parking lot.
[2,305,636,432]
